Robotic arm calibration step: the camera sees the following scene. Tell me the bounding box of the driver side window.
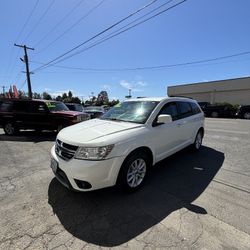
[158,102,178,121]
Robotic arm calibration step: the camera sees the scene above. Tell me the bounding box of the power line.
[19,79,27,91]
[32,0,160,72]
[34,0,105,55]
[30,51,250,72]
[23,0,56,43]
[55,0,179,65]
[33,0,86,48]
[3,0,40,83]
[15,0,40,43]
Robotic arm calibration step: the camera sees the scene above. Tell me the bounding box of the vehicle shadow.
[48,146,224,247]
[0,130,56,143]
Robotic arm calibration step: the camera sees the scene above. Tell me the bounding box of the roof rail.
[169,95,194,99]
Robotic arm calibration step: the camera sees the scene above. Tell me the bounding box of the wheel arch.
[116,146,154,185]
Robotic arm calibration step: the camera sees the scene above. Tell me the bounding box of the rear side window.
[158,102,178,121]
[190,102,201,115]
[0,101,13,112]
[177,101,193,119]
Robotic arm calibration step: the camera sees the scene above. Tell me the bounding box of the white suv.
[50,97,204,192]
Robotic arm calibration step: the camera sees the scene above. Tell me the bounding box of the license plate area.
[51,158,58,173]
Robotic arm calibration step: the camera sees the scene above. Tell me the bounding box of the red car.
[0,99,90,135]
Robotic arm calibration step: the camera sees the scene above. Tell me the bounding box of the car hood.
[57,118,143,145]
[50,110,83,116]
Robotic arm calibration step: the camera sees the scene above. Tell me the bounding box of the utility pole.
[14,44,34,99]
[0,85,8,94]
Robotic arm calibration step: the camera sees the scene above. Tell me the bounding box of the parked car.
[236,105,250,119]
[83,106,105,118]
[0,99,90,135]
[198,102,210,111]
[203,104,236,118]
[50,97,204,192]
[65,103,84,112]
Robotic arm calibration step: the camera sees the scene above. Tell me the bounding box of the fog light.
[74,179,92,189]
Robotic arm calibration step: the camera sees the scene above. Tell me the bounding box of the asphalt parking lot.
[0,118,250,249]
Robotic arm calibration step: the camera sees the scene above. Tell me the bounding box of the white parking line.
[205,120,238,124]
[206,128,249,135]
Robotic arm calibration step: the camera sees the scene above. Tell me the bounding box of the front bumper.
[50,145,125,191]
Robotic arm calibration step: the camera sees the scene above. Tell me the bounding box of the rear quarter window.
[190,102,201,115]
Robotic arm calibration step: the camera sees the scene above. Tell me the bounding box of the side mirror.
[157,114,172,124]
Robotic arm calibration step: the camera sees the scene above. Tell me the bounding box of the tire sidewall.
[193,130,203,151]
[4,122,16,135]
[211,111,218,118]
[118,152,149,192]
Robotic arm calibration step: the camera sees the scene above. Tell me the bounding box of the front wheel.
[57,124,64,133]
[4,122,17,135]
[118,152,149,192]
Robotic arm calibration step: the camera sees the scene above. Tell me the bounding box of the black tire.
[243,112,250,119]
[192,130,203,151]
[117,151,150,192]
[211,111,219,118]
[4,122,17,135]
[57,124,64,133]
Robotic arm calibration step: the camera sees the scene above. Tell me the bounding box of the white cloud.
[49,89,87,99]
[102,84,111,90]
[119,80,147,92]
[136,81,147,87]
[120,80,132,90]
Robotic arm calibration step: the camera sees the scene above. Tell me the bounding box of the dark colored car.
[65,103,84,112]
[236,105,250,119]
[83,106,105,118]
[0,99,90,135]
[203,104,236,118]
[198,102,210,111]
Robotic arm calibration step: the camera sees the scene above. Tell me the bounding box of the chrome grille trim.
[55,139,78,161]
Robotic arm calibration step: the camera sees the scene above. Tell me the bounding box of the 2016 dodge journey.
[50,97,204,192]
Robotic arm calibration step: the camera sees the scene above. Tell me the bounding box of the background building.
[167,76,250,105]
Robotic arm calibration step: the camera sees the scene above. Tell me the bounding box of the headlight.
[74,145,114,160]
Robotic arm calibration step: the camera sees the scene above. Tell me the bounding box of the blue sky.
[1,0,250,101]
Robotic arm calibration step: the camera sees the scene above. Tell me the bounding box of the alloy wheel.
[126,158,146,188]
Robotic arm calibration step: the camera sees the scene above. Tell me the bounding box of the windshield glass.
[46,102,69,112]
[84,106,103,112]
[101,101,159,124]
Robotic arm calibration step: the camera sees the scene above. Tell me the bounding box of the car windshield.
[101,101,159,124]
[67,104,83,112]
[84,106,103,112]
[46,102,69,112]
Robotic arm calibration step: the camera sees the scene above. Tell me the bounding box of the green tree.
[33,92,41,99]
[42,92,52,100]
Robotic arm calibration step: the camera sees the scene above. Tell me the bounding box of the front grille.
[55,139,78,161]
[80,114,90,121]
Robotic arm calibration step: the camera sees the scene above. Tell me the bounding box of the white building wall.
[167,77,250,105]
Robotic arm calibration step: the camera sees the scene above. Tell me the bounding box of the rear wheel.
[4,122,17,135]
[192,130,203,151]
[211,111,219,118]
[118,152,149,192]
[243,112,250,119]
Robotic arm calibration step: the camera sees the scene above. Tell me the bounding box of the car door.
[151,102,183,162]
[28,101,51,129]
[176,101,195,144]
